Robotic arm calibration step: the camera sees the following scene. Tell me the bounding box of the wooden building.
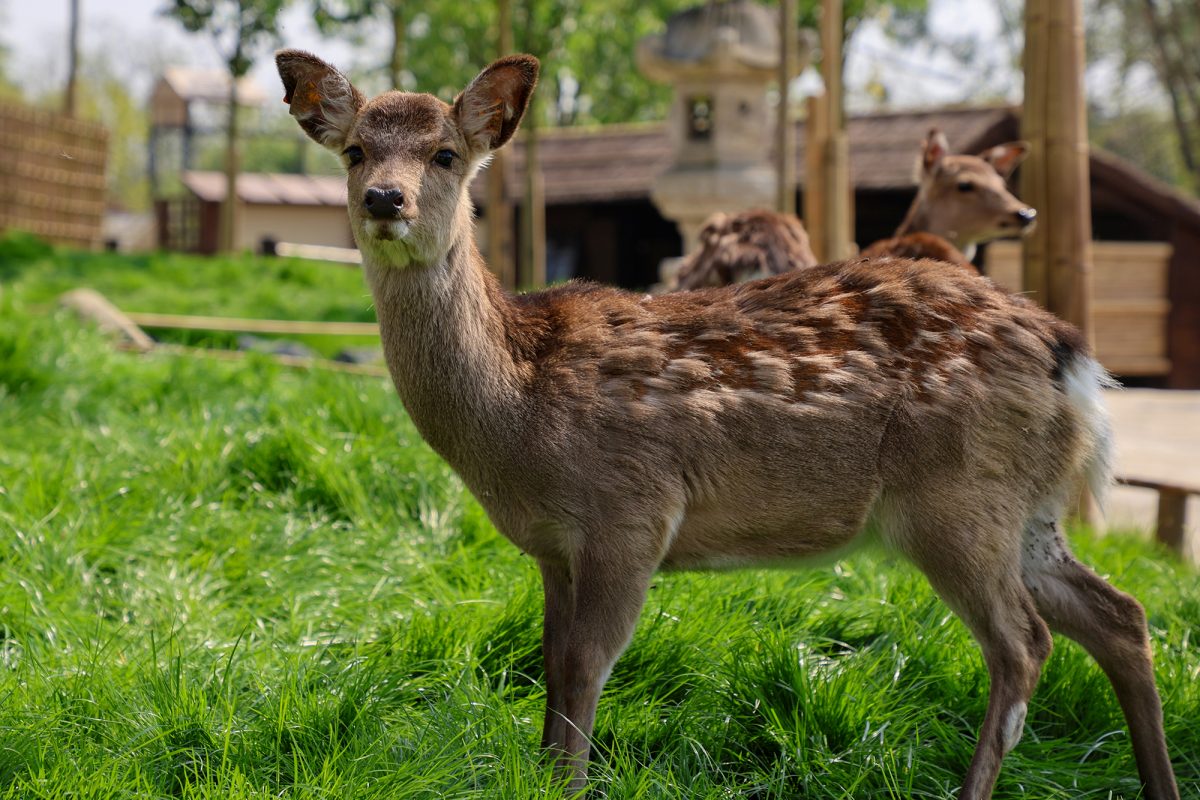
[160,171,351,254]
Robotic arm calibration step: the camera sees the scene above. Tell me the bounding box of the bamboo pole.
[775,0,797,215]
[1045,0,1093,342]
[1022,0,1093,341]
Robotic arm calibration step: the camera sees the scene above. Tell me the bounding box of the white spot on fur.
[1002,702,1027,754]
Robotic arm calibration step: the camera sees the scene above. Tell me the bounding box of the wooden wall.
[0,103,108,248]
[988,240,1173,378]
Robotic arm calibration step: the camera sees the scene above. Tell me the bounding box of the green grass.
[1,235,1198,798]
[0,232,379,358]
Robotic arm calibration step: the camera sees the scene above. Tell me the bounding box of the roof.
[1089,148,1200,229]
[157,68,268,106]
[182,171,347,206]
[488,105,1018,205]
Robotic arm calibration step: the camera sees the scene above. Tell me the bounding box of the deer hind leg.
[1020,516,1180,800]
[885,503,1052,800]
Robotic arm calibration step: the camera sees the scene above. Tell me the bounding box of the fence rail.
[0,102,108,249]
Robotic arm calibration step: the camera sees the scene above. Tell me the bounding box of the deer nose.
[364,187,405,219]
[1015,207,1037,228]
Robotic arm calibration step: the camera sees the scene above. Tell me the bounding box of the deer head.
[896,128,1036,251]
[275,50,538,268]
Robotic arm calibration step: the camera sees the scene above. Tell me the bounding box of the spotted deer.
[882,127,1037,261]
[275,50,1179,800]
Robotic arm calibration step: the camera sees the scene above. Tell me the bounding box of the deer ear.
[275,49,365,152]
[453,54,540,154]
[922,128,949,174]
[978,141,1029,179]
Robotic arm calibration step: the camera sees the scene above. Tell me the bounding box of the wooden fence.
[0,102,108,248]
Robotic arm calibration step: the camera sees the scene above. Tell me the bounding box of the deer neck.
[895,185,935,239]
[362,217,526,470]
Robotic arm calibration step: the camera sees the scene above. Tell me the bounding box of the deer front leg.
[538,558,574,752]
[544,549,656,791]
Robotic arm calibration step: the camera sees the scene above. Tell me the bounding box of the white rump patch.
[1060,355,1118,510]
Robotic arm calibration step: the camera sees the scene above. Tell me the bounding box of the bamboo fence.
[0,102,108,248]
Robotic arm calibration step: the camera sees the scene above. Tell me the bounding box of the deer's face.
[276,51,538,267]
[917,130,1037,248]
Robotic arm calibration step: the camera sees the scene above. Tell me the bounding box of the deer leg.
[950,585,1052,800]
[1021,521,1180,800]
[538,558,574,752]
[890,512,1052,800]
[552,550,656,791]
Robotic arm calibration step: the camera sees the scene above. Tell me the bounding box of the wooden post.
[775,0,797,216]
[487,0,516,289]
[1021,0,1093,341]
[804,94,827,261]
[820,0,851,260]
[1156,488,1188,553]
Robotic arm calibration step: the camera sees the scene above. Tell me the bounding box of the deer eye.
[956,180,974,192]
[433,149,456,169]
[343,145,364,167]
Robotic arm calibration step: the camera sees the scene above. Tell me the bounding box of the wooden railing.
[1117,477,1197,554]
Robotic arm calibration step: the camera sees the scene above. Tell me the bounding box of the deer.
[274,49,1179,800]
[672,208,819,291]
[867,127,1037,267]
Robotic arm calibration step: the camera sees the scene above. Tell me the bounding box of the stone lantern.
[638,0,810,252]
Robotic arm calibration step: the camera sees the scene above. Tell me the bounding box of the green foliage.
[1,242,1197,797]
[165,0,290,78]
[314,0,930,127]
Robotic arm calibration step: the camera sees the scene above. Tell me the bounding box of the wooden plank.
[125,311,379,337]
[274,241,362,265]
[59,289,155,352]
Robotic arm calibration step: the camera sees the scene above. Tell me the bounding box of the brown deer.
[672,208,818,290]
[875,127,1036,263]
[275,50,1179,800]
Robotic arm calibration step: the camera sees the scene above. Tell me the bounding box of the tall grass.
[1,236,1197,798]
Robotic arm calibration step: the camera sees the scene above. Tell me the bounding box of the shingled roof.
[182,171,347,206]
[482,105,1018,205]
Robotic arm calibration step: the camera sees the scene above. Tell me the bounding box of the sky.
[3,0,1022,112]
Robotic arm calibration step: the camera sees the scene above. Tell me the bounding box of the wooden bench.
[1116,476,1198,554]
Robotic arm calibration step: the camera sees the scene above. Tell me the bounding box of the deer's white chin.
[365,219,412,241]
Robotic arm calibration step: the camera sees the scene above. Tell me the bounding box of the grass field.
[1,234,1198,798]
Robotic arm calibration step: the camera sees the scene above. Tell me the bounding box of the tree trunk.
[64,0,80,116]
[389,1,406,90]
[487,0,515,288]
[775,0,796,215]
[221,67,240,254]
[521,92,546,288]
[1141,0,1199,179]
